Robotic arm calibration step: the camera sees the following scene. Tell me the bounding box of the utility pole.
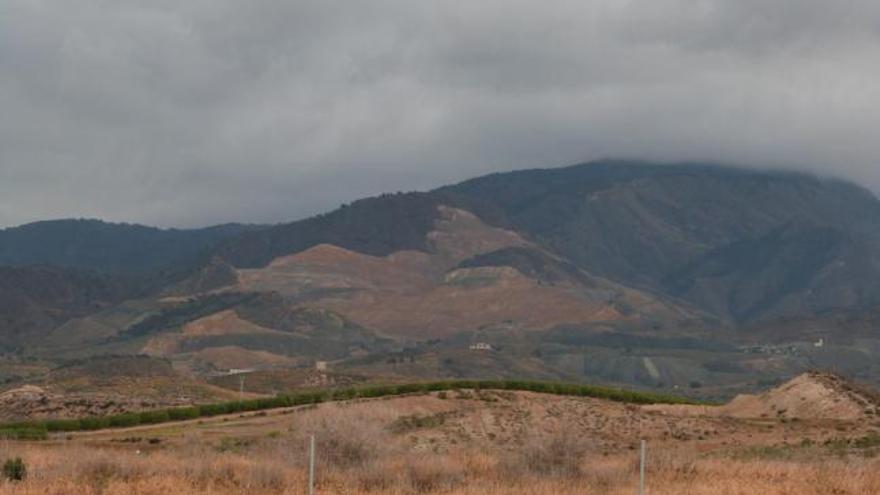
[308,435,316,495]
[238,374,245,402]
[639,439,646,495]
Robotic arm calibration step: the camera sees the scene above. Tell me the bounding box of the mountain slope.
[0,219,261,274]
[441,161,880,323]
[211,192,507,269]
[8,160,880,393]
[0,266,135,352]
[206,161,880,325]
[227,206,697,339]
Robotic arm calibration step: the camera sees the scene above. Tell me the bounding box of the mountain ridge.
[0,218,263,274]
[5,160,880,394]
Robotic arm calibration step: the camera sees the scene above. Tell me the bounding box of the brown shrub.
[502,432,592,479]
[242,462,288,492]
[284,404,396,470]
[354,464,399,492]
[405,455,464,493]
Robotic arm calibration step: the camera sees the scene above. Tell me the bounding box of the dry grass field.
[3,442,880,494]
[2,374,880,494]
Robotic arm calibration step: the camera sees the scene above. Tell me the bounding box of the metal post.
[308,434,316,495]
[639,439,646,495]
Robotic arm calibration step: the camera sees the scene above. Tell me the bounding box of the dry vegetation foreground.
[3,377,880,494]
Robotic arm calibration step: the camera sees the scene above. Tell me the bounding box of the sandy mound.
[718,372,880,420]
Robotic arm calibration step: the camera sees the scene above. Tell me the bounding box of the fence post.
[309,434,316,495]
[639,439,646,495]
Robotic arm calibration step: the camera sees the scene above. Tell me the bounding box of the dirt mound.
[718,372,880,420]
[0,384,188,422]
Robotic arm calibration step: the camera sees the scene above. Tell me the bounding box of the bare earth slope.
[718,371,880,420]
[235,206,697,339]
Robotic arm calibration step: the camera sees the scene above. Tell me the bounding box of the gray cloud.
[2,0,880,227]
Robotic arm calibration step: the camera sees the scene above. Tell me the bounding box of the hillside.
[0,266,136,353]
[0,355,241,422]
[441,161,880,323]
[0,219,260,274]
[6,161,880,394]
[208,161,880,325]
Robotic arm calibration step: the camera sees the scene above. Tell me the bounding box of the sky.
[2,0,880,228]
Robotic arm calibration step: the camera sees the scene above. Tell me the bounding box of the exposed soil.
[234,206,686,338]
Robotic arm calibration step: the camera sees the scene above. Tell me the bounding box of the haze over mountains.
[4,160,880,396]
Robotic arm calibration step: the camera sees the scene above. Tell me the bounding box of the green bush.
[79,417,111,430]
[0,425,48,440]
[330,388,358,400]
[45,419,82,432]
[167,407,200,421]
[2,457,26,481]
[199,403,232,417]
[108,413,141,428]
[138,410,171,424]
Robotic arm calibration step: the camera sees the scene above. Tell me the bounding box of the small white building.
[469,342,493,351]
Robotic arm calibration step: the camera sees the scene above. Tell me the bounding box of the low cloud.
[2,0,880,227]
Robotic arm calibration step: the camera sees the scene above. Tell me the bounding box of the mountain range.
[4,160,880,396]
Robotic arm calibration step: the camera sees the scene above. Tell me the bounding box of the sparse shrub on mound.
[388,412,448,434]
[279,404,398,473]
[308,418,380,469]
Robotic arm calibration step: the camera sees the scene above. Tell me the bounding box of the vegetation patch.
[388,412,450,434]
[0,424,48,440]
[2,457,26,482]
[0,379,703,437]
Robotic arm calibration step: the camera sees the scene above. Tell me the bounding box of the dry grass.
[500,431,593,478]
[2,438,880,494]
[3,390,880,494]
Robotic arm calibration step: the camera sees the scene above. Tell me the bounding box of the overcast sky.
[2,0,880,228]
